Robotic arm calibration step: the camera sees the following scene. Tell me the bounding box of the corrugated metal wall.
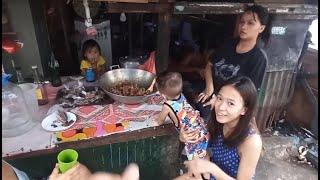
[257,70,296,130]
[256,17,313,131]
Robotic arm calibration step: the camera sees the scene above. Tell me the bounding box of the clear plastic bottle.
[2,73,36,137]
[15,66,25,84]
[31,65,49,105]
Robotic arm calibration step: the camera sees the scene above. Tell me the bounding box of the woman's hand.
[184,158,216,178]
[197,88,214,103]
[198,62,214,103]
[49,162,91,180]
[89,163,139,180]
[179,125,201,143]
[202,94,217,110]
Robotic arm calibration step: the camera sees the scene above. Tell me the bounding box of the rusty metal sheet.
[262,18,312,72]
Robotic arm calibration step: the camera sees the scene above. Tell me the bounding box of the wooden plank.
[173,2,318,17]
[254,0,309,3]
[3,124,177,161]
[93,0,174,3]
[155,11,171,74]
[105,2,172,13]
[93,0,150,3]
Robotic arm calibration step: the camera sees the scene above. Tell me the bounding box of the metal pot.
[118,55,148,69]
[99,68,156,104]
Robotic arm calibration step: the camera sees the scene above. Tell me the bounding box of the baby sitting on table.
[154,71,210,161]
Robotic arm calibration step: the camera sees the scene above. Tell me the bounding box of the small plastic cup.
[57,149,78,173]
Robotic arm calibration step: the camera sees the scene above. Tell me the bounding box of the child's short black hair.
[156,71,183,98]
[82,39,101,59]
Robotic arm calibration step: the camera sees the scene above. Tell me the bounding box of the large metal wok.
[99,68,156,104]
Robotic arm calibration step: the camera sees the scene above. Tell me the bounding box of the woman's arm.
[183,134,262,180]
[2,161,18,180]
[249,51,267,91]
[206,135,262,180]
[184,158,235,180]
[198,62,214,103]
[236,134,262,180]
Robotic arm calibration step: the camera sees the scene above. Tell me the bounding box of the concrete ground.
[255,135,318,180]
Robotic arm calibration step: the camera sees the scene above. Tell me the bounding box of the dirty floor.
[255,135,318,180]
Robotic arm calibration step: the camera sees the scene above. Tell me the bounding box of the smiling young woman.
[177,76,262,180]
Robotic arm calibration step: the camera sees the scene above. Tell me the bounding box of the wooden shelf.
[93,0,174,3]
[105,2,172,13]
[173,2,318,17]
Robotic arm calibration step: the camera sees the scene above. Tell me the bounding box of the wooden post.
[128,13,133,56]
[156,11,171,74]
[140,14,144,49]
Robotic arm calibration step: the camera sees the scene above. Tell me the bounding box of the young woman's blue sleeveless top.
[208,129,257,180]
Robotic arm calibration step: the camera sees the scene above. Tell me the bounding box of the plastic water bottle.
[85,67,95,82]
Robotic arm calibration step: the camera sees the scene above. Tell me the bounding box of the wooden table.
[2,82,180,179]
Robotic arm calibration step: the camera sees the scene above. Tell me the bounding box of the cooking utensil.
[99,68,156,104]
[118,54,148,69]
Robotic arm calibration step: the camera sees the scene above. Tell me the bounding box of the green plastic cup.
[57,149,78,173]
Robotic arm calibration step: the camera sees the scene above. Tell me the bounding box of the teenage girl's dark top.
[212,38,267,92]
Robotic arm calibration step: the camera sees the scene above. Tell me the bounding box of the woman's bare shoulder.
[239,133,262,155]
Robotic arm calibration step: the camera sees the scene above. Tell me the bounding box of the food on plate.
[54,110,74,127]
[108,82,151,96]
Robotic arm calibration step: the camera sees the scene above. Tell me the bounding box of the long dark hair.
[208,76,258,147]
[81,39,101,60]
[243,4,272,46]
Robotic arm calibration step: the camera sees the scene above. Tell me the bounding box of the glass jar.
[2,74,36,137]
[18,83,39,122]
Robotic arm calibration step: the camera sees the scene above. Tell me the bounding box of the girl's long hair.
[243,4,273,47]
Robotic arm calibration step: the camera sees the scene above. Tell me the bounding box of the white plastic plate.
[41,112,77,132]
